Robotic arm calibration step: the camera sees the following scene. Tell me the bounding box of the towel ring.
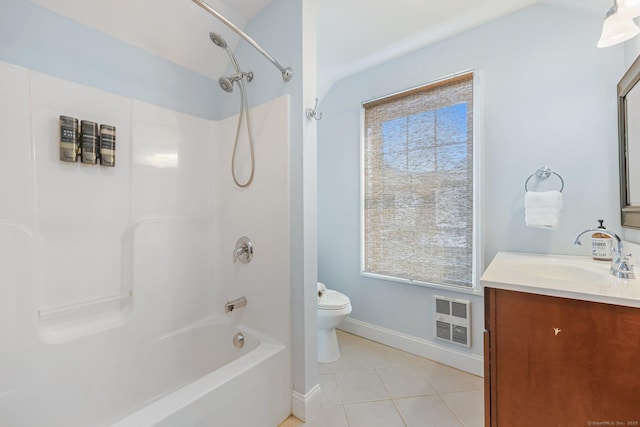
[524,167,564,193]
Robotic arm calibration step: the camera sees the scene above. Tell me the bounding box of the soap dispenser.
[592,220,613,261]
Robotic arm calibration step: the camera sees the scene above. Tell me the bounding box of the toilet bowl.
[317,282,352,363]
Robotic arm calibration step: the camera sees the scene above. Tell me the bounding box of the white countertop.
[481,251,640,308]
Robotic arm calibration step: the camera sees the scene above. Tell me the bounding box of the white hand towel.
[525,190,563,229]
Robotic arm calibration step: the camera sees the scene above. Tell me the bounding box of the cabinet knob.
[553,327,562,336]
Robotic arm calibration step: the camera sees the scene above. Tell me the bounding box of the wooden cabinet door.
[488,288,640,427]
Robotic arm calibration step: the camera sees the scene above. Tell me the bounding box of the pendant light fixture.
[622,0,640,15]
[598,0,640,48]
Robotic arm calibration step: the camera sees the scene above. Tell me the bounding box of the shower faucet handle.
[233,236,253,264]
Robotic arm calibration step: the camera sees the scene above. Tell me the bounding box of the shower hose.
[231,78,255,188]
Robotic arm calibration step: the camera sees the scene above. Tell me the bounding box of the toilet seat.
[318,290,351,310]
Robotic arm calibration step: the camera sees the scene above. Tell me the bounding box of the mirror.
[619,55,640,229]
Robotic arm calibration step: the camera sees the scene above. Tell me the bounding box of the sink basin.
[509,260,610,283]
[481,252,640,309]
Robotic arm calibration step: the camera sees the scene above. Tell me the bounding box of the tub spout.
[225,296,247,313]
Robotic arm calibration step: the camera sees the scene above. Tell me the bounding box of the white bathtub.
[0,317,291,427]
[109,321,291,427]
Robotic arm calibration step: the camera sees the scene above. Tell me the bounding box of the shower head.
[209,31,241,73]
[209,32,227,48]
[217,71,254,93]
[208,31,253,93]
[218,76,234,93]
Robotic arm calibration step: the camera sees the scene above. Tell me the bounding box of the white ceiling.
[30,0,612,93]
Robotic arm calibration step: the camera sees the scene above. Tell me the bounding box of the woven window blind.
[362,72,474,287]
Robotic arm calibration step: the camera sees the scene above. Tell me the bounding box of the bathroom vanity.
[481,252,640,427]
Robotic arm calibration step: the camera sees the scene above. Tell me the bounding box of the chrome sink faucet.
[573,228,635,279]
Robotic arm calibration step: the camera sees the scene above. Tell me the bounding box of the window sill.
[361,271,484,296]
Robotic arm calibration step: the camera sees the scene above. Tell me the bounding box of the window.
[361,72,476,288]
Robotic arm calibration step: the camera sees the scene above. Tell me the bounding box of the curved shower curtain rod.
[191,0,293,82]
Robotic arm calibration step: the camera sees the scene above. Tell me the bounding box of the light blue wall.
[318,4,625,357]
[0,0,219,119]
[221,0,301,116]
[625,31,640,66]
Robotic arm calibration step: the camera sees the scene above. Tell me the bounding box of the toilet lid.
[318,290,351,310]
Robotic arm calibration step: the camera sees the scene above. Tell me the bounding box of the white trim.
[360,271,483,296]
[291,383,322,422]
[339,318,484,377]
[361,69,475,106]
[473,69,486,290]
[359,106,366,278]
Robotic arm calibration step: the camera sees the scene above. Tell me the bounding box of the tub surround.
[0,60,292,427]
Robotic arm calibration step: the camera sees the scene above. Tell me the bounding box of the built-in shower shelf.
[38,292,133,343]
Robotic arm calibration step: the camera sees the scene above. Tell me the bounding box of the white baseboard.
[291,383,321,422]
[339,318,484,377]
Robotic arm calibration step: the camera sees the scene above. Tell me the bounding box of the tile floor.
[279,330,484,427]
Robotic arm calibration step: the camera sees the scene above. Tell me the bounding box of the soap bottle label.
[59,115,79,162]
[81,120,99,164]
[592,237,613,261]
[99,124,116,167]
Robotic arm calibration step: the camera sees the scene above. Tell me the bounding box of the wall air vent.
[434,296,471,347]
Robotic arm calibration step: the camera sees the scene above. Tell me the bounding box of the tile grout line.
[389,396,410,427]
[329,371,349,426]
[381,360,456,426]
[328,332,482,427]
[440,390,483,427]
[437,394,467,427]
[373,366,409,426]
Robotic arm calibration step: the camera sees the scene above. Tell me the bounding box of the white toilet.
[317,282,352,363]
